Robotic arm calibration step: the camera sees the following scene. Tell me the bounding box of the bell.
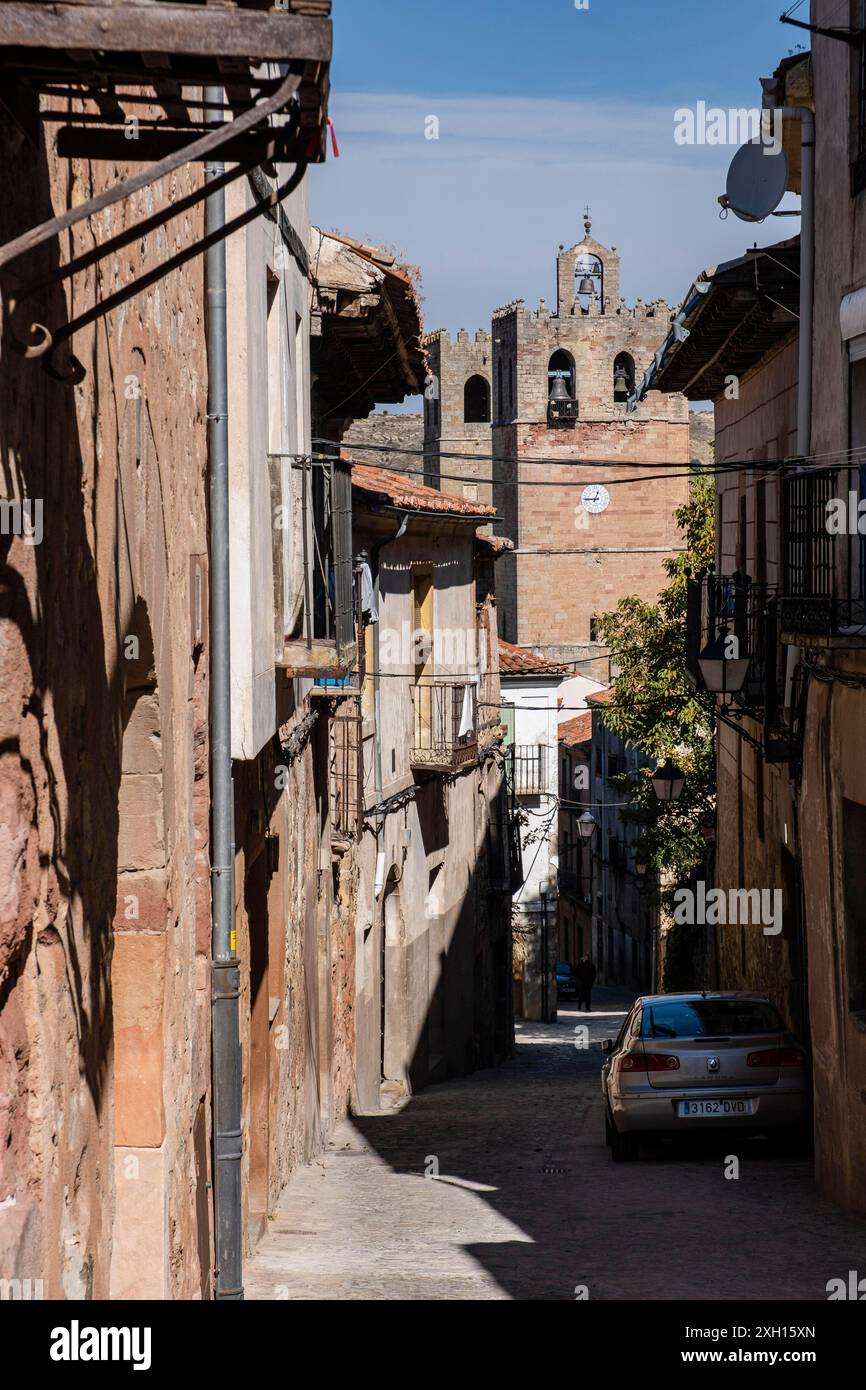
[577,275,595,297]
[613,364,630,399]
[548,371,571,401]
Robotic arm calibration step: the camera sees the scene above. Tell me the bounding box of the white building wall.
[502,674,563,904]
[226,170,311,759]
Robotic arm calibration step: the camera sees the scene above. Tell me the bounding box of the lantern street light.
[651,759,685,803]
[577,811,598,841]
[697,629,750,697]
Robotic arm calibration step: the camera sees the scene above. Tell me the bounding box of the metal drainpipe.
[766,102,813,1043]
[761,104,814,457]
[205,84,243,1301]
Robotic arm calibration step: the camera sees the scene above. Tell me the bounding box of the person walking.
[575,954,597,1012]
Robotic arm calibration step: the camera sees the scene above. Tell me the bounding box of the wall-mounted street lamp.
[651,759,685,803]
[697,630,750,697]
[577,810,598,841]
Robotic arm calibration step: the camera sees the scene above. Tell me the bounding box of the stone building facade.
[490,219,689,674]
[423,328,494,506]
[423,218,690,679]
[0,0,450,1301]
[644,29,866,1219]
[499,641,568,1021]
[642,239,804,1036]
[350,466,512,1103]
[0,91,216,1301]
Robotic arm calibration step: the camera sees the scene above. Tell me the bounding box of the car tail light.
[747,1047,805,1068]
[620,1051,680,1072]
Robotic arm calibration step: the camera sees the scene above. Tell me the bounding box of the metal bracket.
[1,70,306,377]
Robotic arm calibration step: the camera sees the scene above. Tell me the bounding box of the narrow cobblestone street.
[246,989,866,1301]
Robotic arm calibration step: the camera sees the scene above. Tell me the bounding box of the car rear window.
[641,999,783,1039]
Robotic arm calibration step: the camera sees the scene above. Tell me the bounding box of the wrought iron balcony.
[685,572,794,760]
[781,467,866,636]
[411,680,478,772]
[511,744,549,796]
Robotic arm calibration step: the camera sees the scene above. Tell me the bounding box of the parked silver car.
[601,992,809,1161]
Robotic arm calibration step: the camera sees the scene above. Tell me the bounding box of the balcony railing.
[411,681,478,771]
[781,467,866,636]
[686,572,798,760]
[512,744,549,796]
[686,573,785,711]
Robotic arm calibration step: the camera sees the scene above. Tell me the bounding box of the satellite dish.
[723,138,789,223]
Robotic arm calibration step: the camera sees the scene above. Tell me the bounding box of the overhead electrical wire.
[315,433,866,474]
[313,435,789,477]
[305,443,864,495]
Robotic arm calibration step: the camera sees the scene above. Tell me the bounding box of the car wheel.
[604,1112,614,1147]
[610,1125,638,1163]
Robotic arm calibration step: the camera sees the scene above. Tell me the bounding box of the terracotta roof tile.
[586,687,615,705]
[498,638,568,676]
[475,532,514,555]
[559,712,593,746]
[350,461,497,518]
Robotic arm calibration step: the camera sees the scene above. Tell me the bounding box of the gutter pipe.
[205,84,243,1302]
[767,104,814,458]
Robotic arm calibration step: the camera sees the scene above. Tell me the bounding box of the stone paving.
[245,988,866,1301]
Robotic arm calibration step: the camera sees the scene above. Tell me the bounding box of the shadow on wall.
[0,112,121,1289]
[360,767,513,1104]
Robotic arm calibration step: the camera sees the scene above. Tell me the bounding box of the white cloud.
[311,90,799,341]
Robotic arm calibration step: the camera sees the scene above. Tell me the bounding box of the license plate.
[678,1099,755,1117]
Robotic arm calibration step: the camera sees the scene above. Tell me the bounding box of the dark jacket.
[575,959,597,987]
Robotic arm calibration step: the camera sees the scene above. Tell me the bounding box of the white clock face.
[581,484,610,514]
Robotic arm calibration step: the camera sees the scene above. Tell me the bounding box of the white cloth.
[359,561,378,623]
[458,682,475,739]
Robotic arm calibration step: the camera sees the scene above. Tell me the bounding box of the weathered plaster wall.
[352,517,510,1112]
[711,336,803,1035]
[231,696,357,1257]
[0,108,211,1297]
[798,0,866,1216]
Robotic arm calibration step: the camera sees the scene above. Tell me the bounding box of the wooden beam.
[54,125,312,163]
[0,5,333,62]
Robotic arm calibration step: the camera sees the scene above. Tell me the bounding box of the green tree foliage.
[597,469,715,889]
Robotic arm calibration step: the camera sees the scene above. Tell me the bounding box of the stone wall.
[344,411,424,475]
[688,408,715,469]
[232,699,357,1253]
[0,108,211,1298]
[424,328,494,504]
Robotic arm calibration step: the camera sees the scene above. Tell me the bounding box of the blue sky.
[310,0,806,398]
